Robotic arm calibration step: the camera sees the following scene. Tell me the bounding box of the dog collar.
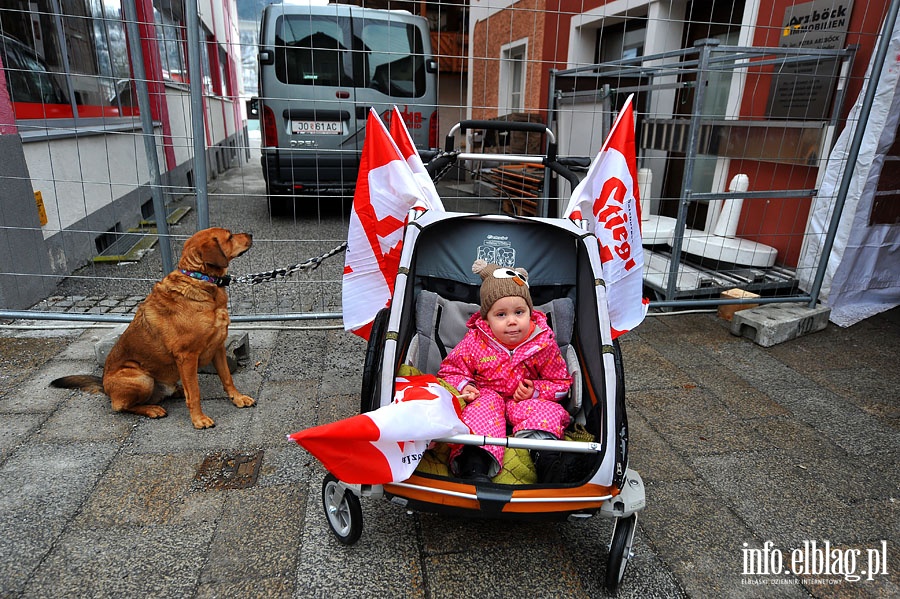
[179,269,231,287]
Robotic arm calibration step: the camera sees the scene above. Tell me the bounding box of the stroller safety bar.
[429,118,585,191]
[434,433,601,453]
[444,119,555,156]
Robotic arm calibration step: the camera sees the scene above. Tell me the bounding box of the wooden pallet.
[500,197,539,216]
[479,164,544,216]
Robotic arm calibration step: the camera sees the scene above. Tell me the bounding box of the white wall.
[24,126,160,237]
[166,88,195,166]
[555,0,689,206]
[26,84,240,240]
[208,96,229,142]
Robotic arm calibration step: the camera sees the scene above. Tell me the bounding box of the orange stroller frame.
[321,123,646,593]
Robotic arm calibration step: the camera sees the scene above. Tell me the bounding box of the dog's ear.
[199,236,230,271]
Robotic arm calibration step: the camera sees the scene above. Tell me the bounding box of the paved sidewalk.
[1,301,897,598]
[2,156,898,597]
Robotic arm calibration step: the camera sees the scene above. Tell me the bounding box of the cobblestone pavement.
[2,306,897,598]
[2,158,897,598]
[30,295,145,316]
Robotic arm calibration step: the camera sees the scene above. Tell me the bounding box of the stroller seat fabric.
[405,290,582,417]
[406,290,479,375]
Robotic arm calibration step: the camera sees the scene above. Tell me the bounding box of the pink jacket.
[438,310,571,401]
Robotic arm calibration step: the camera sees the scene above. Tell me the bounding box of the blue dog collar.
[179,269,231,287]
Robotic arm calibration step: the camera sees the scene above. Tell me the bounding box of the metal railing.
[548,23,896,311]
[1,1,896,323]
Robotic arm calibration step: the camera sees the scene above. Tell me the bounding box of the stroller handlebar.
[445,120,556,152]
[429,120,586,189]
[452,119,553,137]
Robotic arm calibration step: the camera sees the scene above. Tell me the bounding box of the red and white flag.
[564,94,647,337]
[343,109,429,339]
[288,375,469,484]
[389,106,444,211]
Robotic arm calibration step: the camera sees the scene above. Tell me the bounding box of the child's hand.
[513,379,534,402]
[460,384,479,403]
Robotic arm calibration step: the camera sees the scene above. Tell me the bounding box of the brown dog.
[51,227,255,429]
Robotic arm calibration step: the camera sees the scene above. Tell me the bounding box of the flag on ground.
[288,375,469,484]
[342,109,430,339]
[563,94,648,337]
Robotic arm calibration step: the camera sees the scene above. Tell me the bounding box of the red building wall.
[470,0,889,266]
[732,0,889,265]
[471,0,548,120]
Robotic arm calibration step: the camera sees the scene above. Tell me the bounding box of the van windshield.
[274,15,426,98]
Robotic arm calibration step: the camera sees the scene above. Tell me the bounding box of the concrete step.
[93,231,157,263]
[730,303,831,347]
[139,205,192,228]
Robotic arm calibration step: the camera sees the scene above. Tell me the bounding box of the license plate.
[291,120,342,135]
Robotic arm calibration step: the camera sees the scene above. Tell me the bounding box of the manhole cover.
[193,450,264,490]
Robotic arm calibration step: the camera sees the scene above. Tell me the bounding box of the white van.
[257,2,438,214]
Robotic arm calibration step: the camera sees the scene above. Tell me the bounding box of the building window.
[155,7,186,84]
[499,40,526,115]
[200,26,213,95]
[594,20,646,64]
[0,1,198,121]
[0,0,132,119]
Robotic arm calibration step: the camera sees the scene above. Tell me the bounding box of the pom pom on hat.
[472,260,532,318]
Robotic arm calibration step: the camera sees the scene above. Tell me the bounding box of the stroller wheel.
[322,473,363,545]
[360,308,390,413]
[605,513,637,593]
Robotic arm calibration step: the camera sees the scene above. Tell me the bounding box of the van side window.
[359,21,426,98]
[275,16,354,86]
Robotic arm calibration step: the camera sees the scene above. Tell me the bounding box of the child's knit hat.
[472,259,532,318]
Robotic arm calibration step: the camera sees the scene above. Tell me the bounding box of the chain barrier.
[231,242,347,286]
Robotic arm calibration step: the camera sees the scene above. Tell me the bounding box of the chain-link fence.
[1,0,897,324]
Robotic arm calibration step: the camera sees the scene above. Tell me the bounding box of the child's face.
[485,296,531,345]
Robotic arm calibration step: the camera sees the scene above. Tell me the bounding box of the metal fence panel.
[0,0,895,324]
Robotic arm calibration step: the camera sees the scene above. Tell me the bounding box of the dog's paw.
[231,394,256,408]
[145,405,168,418]
[192,414,216,429]
[127,404,167,419]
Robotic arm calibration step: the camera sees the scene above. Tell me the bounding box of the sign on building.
[766,0,854,120]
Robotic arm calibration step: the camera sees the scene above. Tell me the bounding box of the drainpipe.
[186,0,210,230]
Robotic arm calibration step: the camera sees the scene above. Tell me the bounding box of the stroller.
[321,121,646,593]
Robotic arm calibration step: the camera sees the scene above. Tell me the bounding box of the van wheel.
[267,185,294,217]
[268,195,294,217]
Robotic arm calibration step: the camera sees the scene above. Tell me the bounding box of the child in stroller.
[438,259,573,483]
[311,118,647,592]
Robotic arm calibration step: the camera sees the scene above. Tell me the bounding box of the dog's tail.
[50,375,105,394]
